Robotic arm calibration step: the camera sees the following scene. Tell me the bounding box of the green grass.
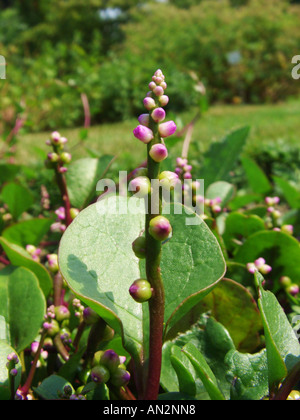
[17,99,300,172]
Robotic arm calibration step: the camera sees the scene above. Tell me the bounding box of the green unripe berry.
[92,351,104,367]
[55,305,70,322]
[91,365,110,384]
[129,279,152,303]
[132,236,146,259]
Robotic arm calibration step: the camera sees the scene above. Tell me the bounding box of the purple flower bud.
[83,307,101,325]
[143,97,156,111]
[138,114,150,127]
[10,368,18,377]
[281,225,294,235]
[153,86,164,97]
[55,207,66,220]
[149,215,172,241]
[129,176,151,198]
[110,367,131,387]
[247,263,258,274]
[149,81,157,91]
[159,121,177,138]
[58,167,68,174]
[259,264,272,275]
[100,350,120,372]
[183,172,192,180]
[48,152,59,162]
[151,107,166,123]
[159,95,169,107]
[254,258,266,269]
[149,144,168,162]
[159,171,179,190]
[176,157,188,167]
[47,254,59,273]
[288,284,299,296]
[133,125,154,144]
[129,279,152,303]
[51,131,61,143]
[43,319,60,337]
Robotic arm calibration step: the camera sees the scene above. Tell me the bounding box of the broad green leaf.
[0,237,52,297]
[241,156,272,195]
[58,196,226,369]
[199,126,250,186]
[222,212,266,254]
[234,231,300,287]
[182,343,225,400]
[162,316,235,400]
[254,272,300,388]
[66,156,115,209]
[2,218,53,247]
[228,192,261,211]
[170,345,196,397]
[273,176,300,209]
[0,164,20,184]
[0,266,46,352]
[0,341,22,400]
[195,279,262,353]
[34,375,74,400]
[0,182,34,220]
[225,348,268,400]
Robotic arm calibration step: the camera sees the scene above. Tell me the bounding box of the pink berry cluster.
[26,244,42,262]
[247,258,272,275]
[133,69,177,161]
[45,131,72,173]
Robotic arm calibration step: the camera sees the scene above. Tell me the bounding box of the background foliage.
[0,0,299,133]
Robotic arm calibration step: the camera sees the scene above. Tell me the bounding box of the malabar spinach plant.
[0,70,300,401]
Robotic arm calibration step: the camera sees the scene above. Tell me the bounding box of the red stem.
[20,330,47,397]
[55,169,72,227]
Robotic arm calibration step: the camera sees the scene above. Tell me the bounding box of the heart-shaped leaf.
[66,156,115,209]
[2,218,54,247]
[241,156,272,195]
[222,212,266,254]
[199,126,250,186]
[58,196,226,368]
[225,348,268,400]
[0,182,34,220]
[0,266,46,352]
[0,237,52,297]
[234,230,300,287]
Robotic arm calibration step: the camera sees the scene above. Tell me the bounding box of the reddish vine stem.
[55,168,72,227]
[272,361,300,400]
[20,329,47,397]
[143,115,165,401]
